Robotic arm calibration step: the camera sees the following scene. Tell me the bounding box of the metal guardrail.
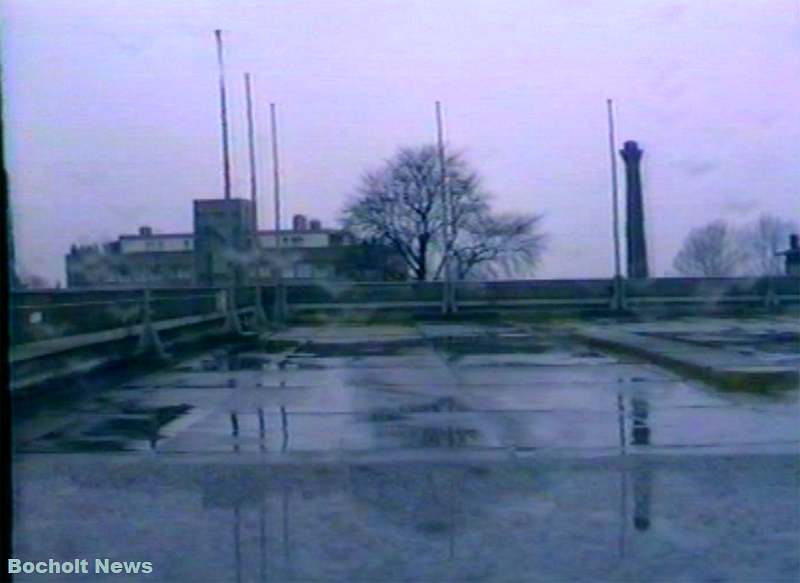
[264,276,800,313]
[7,277,798,391]
[9,287,258,345]
[7,277,797,394]
[9,277,799,349]
[9,287,259,391]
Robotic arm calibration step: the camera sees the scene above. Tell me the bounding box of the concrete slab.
[11,455,799,582]
[11,319,800,581]
[575,325,799,391]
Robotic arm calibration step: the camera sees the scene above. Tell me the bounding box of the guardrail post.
[254,284,269,328]
[136,288,168,359]
[441,280,457,316]
[764,276,779,311]
[273,278,287,327]
[224,286,244,335]
[611,276,627,312]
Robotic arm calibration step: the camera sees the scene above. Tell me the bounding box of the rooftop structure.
[777,234,800,276]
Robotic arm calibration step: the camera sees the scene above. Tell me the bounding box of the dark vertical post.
[620,141,649,278]
[214,30,232,200]
[259,501,267,581]
[616,391,628,556]
[616,392,626,452]
[233,504,242,583]
[1,93,12,568]
[781,234,800,275]
[7,194,18,290]
[282,485,291,572]
[280,405,288,452]
[257,407,266,452]
[257,407,266,439]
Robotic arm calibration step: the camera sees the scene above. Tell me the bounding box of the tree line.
[672,215,797,277]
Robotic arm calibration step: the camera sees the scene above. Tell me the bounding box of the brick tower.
[620,140,649,279]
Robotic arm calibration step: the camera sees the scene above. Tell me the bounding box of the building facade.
[65,200,405,288]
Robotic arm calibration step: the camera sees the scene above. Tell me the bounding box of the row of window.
[256,263,333,278]
[127,235,320,252]
[121,240,193,252]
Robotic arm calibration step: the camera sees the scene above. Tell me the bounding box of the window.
[294,263,313,278]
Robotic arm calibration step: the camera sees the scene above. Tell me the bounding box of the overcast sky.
[3,0,799,283]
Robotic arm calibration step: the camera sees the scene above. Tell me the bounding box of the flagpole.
[607,98,622,280]
[244,73,268,326]
[214,30,232,200]
[435,101,455,314]
[270,102,287,323]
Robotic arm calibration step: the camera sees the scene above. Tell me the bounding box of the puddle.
[366,397,470,422]
[301,339,426,358]
[573,350,605,358]
[174,340,307,373]
[45,439,133,452]
[83,404,192,439]
[258,339,303,353]
[180,352,277,372]
[365,397,480,448]
[177,343,351,372]
[433,334,550,355]
[644,330,800,355]
[28,404,193,452]
[386,424,480,448]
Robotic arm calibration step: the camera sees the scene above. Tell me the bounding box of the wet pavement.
[11,320,800,582]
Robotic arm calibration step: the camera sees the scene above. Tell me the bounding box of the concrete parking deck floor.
[11,320,800,582]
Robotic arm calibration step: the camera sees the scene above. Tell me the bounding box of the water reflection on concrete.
[615,392,654,550]
[12,322,800,581]
[631,397,651,447]
[13,452,798,582]
[24,403,194,452]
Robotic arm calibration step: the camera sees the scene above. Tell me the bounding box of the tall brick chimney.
[620,140,649,279]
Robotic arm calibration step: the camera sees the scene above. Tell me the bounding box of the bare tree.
[451,212,545,279]
[738,214,798,276]
[342,145,545,281]
[673,220,743,277]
